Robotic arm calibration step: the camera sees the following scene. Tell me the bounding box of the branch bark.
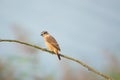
[0,39,112,80]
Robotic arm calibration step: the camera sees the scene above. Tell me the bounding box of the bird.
[41,31,61,60]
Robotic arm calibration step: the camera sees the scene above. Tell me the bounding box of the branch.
[0,39,112,80]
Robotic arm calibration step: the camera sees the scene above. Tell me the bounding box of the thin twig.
[0,39,112,80]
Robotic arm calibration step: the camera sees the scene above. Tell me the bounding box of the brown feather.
[46,35,61,51]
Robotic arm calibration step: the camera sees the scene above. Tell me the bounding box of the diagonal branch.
[0,39,112,80]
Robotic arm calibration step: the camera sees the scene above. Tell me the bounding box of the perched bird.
[41,31,61,60]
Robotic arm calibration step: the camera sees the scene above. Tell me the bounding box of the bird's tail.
[57,54,61,60]
[54,49,61,60]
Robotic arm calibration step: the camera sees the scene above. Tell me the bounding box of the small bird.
[41,31,61,60]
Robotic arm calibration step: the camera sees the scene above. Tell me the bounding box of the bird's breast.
[45,42,54,51]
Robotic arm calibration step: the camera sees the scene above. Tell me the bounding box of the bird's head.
[41,31,49,37]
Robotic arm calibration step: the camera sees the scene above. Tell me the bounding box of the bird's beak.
[41,33,43,36]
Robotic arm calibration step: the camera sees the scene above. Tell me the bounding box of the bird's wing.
[46,35,61,51]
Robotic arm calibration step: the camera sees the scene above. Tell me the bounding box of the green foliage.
[110,72,120,80]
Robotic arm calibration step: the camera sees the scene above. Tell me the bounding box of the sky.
[0,0,120,77]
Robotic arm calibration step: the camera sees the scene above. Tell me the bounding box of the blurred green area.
[0,52,120,80]
[110,73,120,80]
[0,55,53,80]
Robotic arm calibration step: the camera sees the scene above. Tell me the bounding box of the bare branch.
[0,39,112,80]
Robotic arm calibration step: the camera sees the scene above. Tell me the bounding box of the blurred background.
[0,0,120,80]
